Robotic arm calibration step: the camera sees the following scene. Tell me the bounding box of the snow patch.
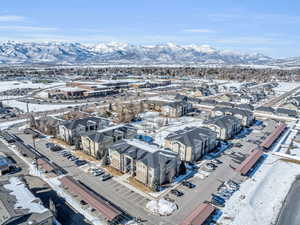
[146,199,177,216]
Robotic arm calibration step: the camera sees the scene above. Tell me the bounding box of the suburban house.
[0,177,54,225]
[109,139,181,190]
[203,115,242,140]
[164,127,218,162]
[211,107,254,127]
[58,117,110,145]
[81,124,137,159]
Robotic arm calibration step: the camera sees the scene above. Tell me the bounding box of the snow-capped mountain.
[0,41,294,66]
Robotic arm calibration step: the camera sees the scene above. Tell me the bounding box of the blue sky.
[1,0,300,58]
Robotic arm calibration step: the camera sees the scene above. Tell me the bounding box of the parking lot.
[6,118,279,225]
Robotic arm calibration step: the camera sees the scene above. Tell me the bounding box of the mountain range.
[0,41,298,67]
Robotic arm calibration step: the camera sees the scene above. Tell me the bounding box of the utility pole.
[32,135,36,148]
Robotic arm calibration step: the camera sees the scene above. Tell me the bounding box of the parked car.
[70,156,79,161]
[93,169,105,176]
[75,160,87,166]
[206,162,218,168]
[234,143,243,147]
[211,194,225,204]
[211,198,225,207]
[45,142,54,148]
[63,153,72,157]
[227,180,240,190]
[212,159,222,164]
[204,164,215,171]
[182,181,196,188]
[170,189,184,197]
[101,174,113,181]
[50,145,63,152]
[217,191,231,199]
[67,155,74,159]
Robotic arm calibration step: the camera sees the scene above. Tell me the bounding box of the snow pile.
[219,154,300,225]
[146,199,177,216]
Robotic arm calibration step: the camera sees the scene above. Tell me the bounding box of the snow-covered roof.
[125,139,160,153]
[3,177,48,214]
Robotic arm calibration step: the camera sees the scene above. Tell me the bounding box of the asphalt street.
[276,177,300,225]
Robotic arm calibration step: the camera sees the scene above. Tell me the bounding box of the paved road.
[276,177,300,225]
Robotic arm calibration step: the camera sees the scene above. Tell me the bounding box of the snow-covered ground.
[146,199,177,216]
[273,82,300,94]
[0,80,63,93]
[219,121,300,225]
[2,99,88,112]
[219,155,300,225]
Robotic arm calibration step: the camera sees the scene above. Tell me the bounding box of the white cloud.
[0,25,58,32]
[0,15,25,22]
[184,29,214,33]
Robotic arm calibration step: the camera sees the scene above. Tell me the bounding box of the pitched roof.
[0,177,52,225]
[165,127,217,148]
[235,149,264,175]
[181,203,216,225]
[61,116,109,129]
[59,176,121,221]
[260,123,286,149]
[110,139,178,168]
[204,115,240,129]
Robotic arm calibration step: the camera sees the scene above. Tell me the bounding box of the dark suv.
[182,181,196,188]
[101,174,113,181]
[170,189,184,197]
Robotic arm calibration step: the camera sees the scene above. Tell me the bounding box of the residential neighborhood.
[1,72,300,225]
